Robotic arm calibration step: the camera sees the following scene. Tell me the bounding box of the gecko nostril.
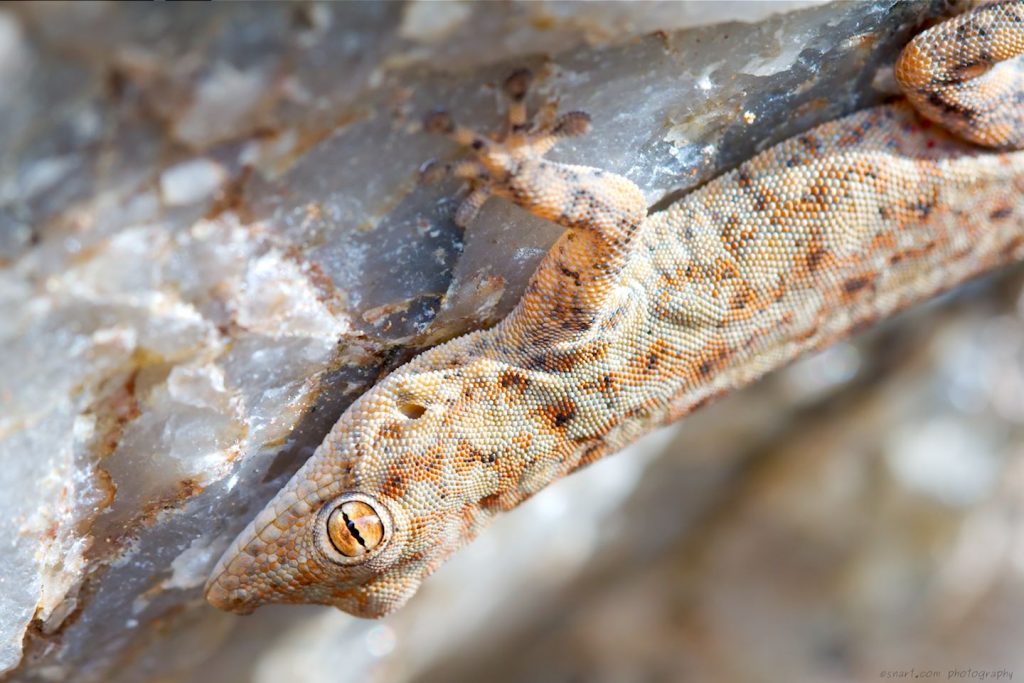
[327,500,385,557]
[397,402,427,420]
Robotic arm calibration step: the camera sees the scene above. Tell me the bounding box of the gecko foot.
[420,68,592,227]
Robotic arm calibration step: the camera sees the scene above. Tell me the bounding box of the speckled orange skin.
[207,2,1024,618]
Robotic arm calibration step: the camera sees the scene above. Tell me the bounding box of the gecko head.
[204,483,413,618]
[205,358,535,618]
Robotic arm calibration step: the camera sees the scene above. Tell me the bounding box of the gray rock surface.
[7,1,1021,682]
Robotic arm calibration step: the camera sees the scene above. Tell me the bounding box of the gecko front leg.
[422,69,648,346]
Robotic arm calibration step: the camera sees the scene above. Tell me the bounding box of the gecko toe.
[552,111,592,138]
[503,68,533,101]
[423,109,456,135]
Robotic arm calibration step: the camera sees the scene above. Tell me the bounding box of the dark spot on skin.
[384,473,405,498]
[927,91,975,118]
[560,315,591,333]
[888,239,938,266]
[842,276,872,295]
[730,287,753,310]
[842,126,866,145]
[377,422,402,440]
[694,345,730,380]
[990,206,1013,220]
[558,263,582,286]
[545,400,576,430]
[806,246,828,272]
[528,351,577,373]
[499,370,531,394]
[798,134,823,155]
[570,305,594,327]
[913,195,937,218]
[480,493,505,511]
[521,313,561,347]
[461,448,479,466]
[722,215,741,251]
[954,57,989,81]
[638,340,672,374]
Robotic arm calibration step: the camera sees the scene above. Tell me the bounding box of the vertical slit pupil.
[342,511,366,547]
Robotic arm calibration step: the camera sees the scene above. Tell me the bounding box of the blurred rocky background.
[2,1,1022,682]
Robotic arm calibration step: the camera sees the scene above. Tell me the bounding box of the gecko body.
[207,2,1024,617]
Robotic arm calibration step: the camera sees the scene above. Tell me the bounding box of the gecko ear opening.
[316,493,393,564]
[397,401,427,420]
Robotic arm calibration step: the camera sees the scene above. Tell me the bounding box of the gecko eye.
[321,494,390,561]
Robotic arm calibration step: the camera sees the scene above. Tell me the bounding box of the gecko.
[206,2,1024,618]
